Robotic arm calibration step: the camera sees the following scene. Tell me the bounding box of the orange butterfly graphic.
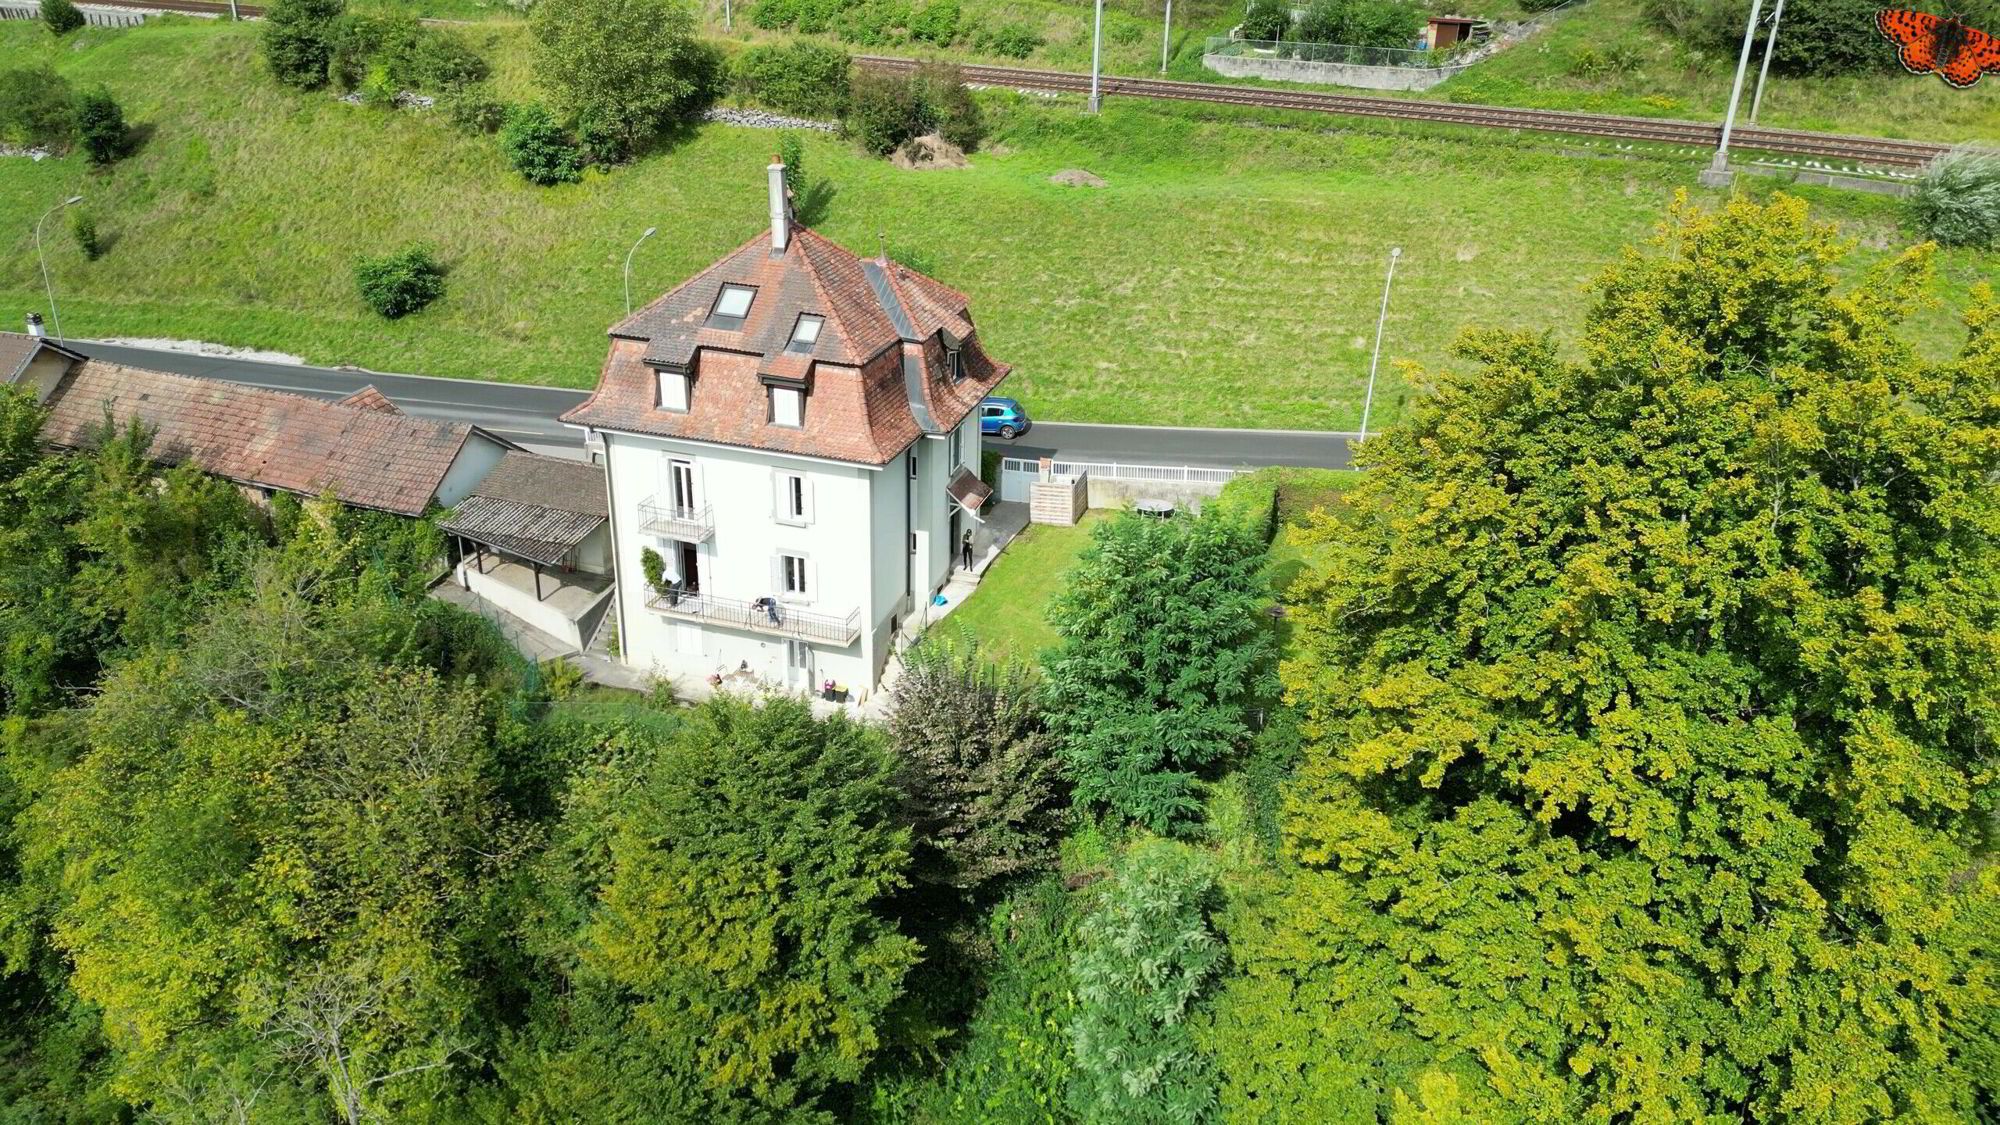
[1876,9,2000,88]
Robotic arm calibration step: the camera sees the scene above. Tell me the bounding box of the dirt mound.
[1050,168,1107,188]
[892,134,971,170]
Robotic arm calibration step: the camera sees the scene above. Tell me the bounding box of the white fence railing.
[1000,457,1249,485]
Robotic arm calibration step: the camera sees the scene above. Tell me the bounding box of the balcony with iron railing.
[638,497,714,541]
[645,586,862,646]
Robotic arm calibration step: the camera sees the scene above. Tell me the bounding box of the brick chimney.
[767,157,789,253]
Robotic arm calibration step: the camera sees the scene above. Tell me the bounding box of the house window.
[707,284,755,328]
[907,452,918,479]
[780,553,809,597]
[787,314,824,354]
[656,369,689,412]
[950,426,961,467]
[770,386,804,428]
[774,470,810,524]
[944,347,961,383]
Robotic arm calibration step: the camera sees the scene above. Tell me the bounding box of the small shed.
[1426,15,1480,48]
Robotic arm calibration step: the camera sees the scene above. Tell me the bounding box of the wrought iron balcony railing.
[645,587,861,646]
[638,498,714,542]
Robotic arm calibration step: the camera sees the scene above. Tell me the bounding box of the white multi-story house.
[562,162,1012,694]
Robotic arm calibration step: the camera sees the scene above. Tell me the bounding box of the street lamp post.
[1358,246,1401,446]
[624,226,657,316]
[1161,0,1173,73]
[34,195,83,344]
[1088,0,1105,112]
[1749,0,1786,124]
[1701,0,1766,188]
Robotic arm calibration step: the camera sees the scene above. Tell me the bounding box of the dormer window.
[770,386,803,428]
[656,368,689,412]
[944,346,961,383]
[708,284,755,329]
[787,314,824,354]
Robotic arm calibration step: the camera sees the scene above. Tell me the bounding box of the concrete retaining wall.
[1204,51,1467,91]
[1086,476,1224,512]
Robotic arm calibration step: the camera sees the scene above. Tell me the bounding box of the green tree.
[887,638,1064,897]
[1069,840,1223,1124]
[1252,194,2000,1120]
[0,66,75,150]
[354,246,446,318]
[73,87,127,165]
[40,0,83,36]
[530,0,717,151]
[511,696,916,1119]
[730,40,851,120]
[1044,509,1274,835]
[499,102,581,186]
[261,0,345,89]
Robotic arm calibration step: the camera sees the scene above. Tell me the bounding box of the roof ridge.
[610,228,772,338]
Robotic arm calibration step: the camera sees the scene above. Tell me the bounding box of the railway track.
[49,0,1959,170]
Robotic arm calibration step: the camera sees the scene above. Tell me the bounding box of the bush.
[845,69,922,155]
[974,21,1041,58]
[330,13,488,94]
[354,246,445,318]
[1068,840,1223,1123]
[1908,148,2000,249]
[1767,0,1893,74]
[1241,0,1290,40]
[73,88,127,165]
[908,0,959,44]
[531,0,720,151]
[912,61,984,151]
[262,0,345,90]
[835,0,913,45]
[0,66,75,150]
[439,83,507,133]
[1213,469,1280,544]
[40,0,83,35]
[69,210,100,260]
[500,102,582,184]
[731,40,852,119]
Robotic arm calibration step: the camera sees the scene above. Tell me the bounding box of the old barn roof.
[438,451,607,566]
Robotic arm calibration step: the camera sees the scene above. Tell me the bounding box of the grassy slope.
[937,510,1107,663]
[1431,0,2000,142]
[2,19,1990,430]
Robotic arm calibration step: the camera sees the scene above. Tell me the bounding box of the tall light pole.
[1748,0,1786,124]
[623,226,657,316]
[1088,0,1105,112]
[1701,0,1766,188]
[1358,246,1400,445]
[1161,0,1173,73]
[34,195,83,344]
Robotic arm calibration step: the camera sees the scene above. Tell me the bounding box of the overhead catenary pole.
[1749,0,1786,124]
[1089,0,1105,112]
[1161,0,1173,73]
[34,195,83,344]
[1702,0,1766,187]
[624,226,657,316]
[1358,246,1401,446]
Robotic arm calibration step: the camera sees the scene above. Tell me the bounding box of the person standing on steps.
[960,529,974,572]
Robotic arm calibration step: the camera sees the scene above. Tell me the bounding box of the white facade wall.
[603,430,881,692]
[436,434,511,509]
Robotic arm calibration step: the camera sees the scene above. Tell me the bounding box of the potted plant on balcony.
[640,547,683,605]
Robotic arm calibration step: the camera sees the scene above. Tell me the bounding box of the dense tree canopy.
[529,0,717,151]
[1230,194,1999,1120]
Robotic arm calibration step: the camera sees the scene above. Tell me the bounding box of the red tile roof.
[336,385,403,415]
[562,224,1010,466]
[0,333,39,383]
[37,358,498,516]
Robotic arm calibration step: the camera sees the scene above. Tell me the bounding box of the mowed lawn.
[2,20,1989,430]
[940,511,1108,663]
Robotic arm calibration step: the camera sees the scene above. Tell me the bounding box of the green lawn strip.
[2,19,1984,429]
[939,510,1108,663]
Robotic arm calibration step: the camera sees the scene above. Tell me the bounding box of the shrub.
[835,0,914,45]
[354,246,445,318]
[262,0,345,90]
[1068,840,1223,1123]
[69,210,100,260]
[1767,0,1893,74]
[912,60,984,151]
[500,102,582,184]
[974,21,1041,58]
[74,87,127,165]
[845,69,922,155]
[886,638,1064,896]
[639,546,669,595]
[1908,148,2000,249]
[731,41,853,120]
[1213,469,1280,543]
[778,130,804,201]
[908,0,960,44]
[1241,0,1290,40]
[40,0,83,35]
[439,83,507,133]
[331,13,488,93]
[531,0,720,150]
[0,66,75,150]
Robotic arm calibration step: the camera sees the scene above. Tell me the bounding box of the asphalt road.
[69,342,1357,469]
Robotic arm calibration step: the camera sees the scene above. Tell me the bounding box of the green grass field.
[2,19,1991,430]
[940,511,1107,662]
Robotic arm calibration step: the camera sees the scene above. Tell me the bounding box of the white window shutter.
[769,555,784,595]
[805,557,816,600]
[802,476,815,524]
[770,470,783,520]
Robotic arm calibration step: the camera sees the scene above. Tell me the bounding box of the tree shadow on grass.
[796,177,836,226]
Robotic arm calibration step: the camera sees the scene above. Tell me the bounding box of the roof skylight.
[710,284,755,325]
[787,314,824,353]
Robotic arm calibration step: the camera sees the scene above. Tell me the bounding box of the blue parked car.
[979,397,1030,439]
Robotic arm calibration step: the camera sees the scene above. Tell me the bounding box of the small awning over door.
[946,466,993,515]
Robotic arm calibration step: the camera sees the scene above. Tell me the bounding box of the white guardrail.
[999,456,1248,484]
